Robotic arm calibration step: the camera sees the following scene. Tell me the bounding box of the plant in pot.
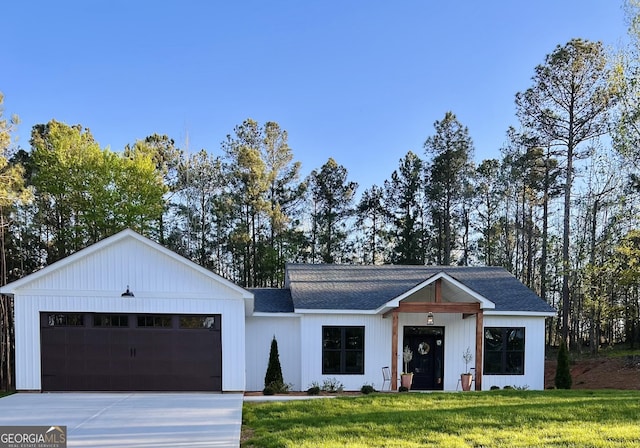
[401,346,414,389]
[460,346,473,391]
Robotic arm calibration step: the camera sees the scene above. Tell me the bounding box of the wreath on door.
[418,342,431,355]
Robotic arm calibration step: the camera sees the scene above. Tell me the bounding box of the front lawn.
[242,390,640,447]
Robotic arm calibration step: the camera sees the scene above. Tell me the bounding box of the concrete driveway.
[0,393,243,447]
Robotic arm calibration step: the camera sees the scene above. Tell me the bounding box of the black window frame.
[483,327,525,375]
[322,326,365,375]
[94,314,129,328]
[137,315,173,328]
[47,313,85,327]
[179,315,216,329]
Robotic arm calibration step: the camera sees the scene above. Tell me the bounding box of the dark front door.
[403,326,444,390]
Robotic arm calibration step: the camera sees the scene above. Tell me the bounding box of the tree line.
[3,5,640,389]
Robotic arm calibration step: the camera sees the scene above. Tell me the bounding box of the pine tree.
[555,341,572,389]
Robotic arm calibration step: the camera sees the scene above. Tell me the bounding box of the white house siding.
[245,316,300,391]
[299,314,391,391]
[482,315,547,391]
[10,233,250,392]
[19,238,242,299]
[290,313,547,392]
[14,294,246,391]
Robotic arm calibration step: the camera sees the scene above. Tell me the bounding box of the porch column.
[391,311,398,391]
[475,310,483,391]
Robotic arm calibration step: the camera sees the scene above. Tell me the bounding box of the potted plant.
[460,347,473,391]
[401,346,414,389]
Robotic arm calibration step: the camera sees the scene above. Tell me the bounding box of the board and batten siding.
[18,239,242,299]
[14,294,246,391]
[288,312,548,391]
[299,314,391,391]
[9,232,250,392]
[245,316,301,391]
[482,315,547,390]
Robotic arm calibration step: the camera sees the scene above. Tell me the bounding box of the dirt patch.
[545,357,640,390]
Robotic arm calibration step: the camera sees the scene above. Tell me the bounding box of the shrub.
[307,386,321,395]
[263,386,275,395]
[360,384,376,394]
[265,336,284,388]
[555,341,573,389]
[398,386,409,392]
[490,385,500,390]
[264,380,290,394]
[321,378,344,393]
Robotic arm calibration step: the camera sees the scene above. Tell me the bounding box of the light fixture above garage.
[426,312,434,326]
[121,286,135,297]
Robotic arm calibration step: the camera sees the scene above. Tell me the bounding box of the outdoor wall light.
[121,285,135,297]
[426,312,434,326]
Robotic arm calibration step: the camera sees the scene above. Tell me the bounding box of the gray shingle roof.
[249,288,294,313]
[284,264,556,313]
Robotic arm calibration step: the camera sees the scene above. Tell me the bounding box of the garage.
[2,229,252,392]
[40,312,222,391]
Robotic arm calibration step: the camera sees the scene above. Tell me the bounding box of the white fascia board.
[294,308,377,315]
[484,310,557,317]
[251,312,301,318]
[383,271,496,310]
[6,289,244,300]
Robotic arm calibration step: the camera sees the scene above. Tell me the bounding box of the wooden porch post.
[475,310,483,391]
[434,278,442,302]
[391,311,398,391]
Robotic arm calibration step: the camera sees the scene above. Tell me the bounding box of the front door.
[403,326,444,390]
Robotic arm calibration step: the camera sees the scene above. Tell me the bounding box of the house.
[0,229,555,392]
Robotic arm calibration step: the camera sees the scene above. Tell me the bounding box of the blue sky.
[2,1,629,192]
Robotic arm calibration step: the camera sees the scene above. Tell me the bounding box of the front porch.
[382,276,492,391]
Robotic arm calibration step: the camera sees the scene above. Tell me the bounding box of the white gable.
[377,271,495,314]
[1,229,252,303]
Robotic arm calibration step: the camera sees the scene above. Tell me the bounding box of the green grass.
[242,390,640,447]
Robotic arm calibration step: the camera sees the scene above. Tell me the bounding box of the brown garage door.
[40,313,222,392]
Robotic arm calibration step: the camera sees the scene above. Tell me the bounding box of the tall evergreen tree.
[424,112,475,265]
[356,184,387,265]
[475,159,502,266]
[385,151,425,265]
[222,119,269,287]
[516,39,616,346]
[308,158,358,263]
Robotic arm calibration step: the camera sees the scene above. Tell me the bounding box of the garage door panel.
[40,313,222,392]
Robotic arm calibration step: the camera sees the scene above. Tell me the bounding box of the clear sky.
[2,1,629,192]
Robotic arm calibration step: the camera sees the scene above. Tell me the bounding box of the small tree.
[264,335,284,389]
[555,341,572,389]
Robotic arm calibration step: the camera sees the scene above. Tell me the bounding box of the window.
[48,313,84,327]
[179,316,215,329]
[322,326,364,374]
[137,315,172,328]
[484,327,525,375]
[94,314,129,327]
